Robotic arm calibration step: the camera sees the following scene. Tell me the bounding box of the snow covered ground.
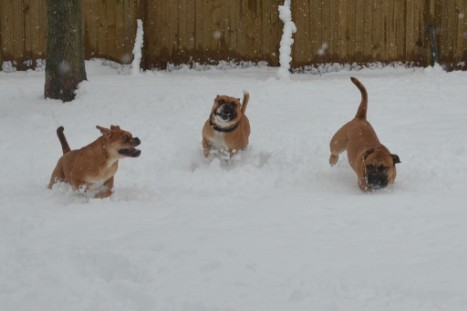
[1,61,467,310]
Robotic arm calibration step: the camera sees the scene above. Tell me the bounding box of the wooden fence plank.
[371,0,383,59]
[448,0,457,58]
[177,0,186,54]
[406,0,415,60]
[291,0,309,63]
[144,0,157,67]
[210,0,222,51]
[241,0,251,59]
[23,0,33,61]
[194,0,204,52]
[186,0,196,52]
[260,0,269,61]
[362,0,372,58]
[328,0,338,59]
[98,0,108,59]
[347,0,357,59]
[321,0,331,61]
[228,0,238,57]
[114,1,124,62]
[169,0,178,54]
[355,0,364,59]
[12,1,24,62]
[269,0,281,66]
[123,0,137,63]
[37,0,47,58]
[336,0,347,59]
[457,0,467,60]
[395,0,406,59]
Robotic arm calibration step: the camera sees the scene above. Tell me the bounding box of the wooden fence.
[293,0,430,66]
[1,0,466,71]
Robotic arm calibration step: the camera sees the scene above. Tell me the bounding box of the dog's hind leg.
[48,159,65,188]
[329,124,349,166]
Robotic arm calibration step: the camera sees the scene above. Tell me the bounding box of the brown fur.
[329,77,400,191]
[48,125,141,198]
[202,91,250,158]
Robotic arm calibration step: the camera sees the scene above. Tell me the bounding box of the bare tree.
[44,0,87,102]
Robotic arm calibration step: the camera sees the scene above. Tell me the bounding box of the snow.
[1,61,467,310]
[131,19,144,76]
[277,0,297,80]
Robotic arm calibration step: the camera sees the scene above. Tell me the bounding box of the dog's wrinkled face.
[211,95,242,125]
[97,125,141,158]
[363,149,400,189]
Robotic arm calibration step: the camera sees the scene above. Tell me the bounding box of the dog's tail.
[351,77,368,120]
[241,91,250,114]
[56,126,71,155]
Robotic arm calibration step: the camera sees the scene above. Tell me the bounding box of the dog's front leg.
[358,177,370,192]
[202,138,211,158]
[329,125,349,166]
[95,177,114,198]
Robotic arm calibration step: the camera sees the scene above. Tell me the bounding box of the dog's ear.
[391,154,401,165]
[96,125,111,137]
[363,148,375,160]
[110,125,121,131]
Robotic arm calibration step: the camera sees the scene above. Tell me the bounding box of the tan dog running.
[329,77,401,191]
[48,125,141,198]
[202,91,250,158]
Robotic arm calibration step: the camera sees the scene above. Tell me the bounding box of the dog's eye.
[122,136,130,143]
[378,165,387,172]
[218,99,225,105]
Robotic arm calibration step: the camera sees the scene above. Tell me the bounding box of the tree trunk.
[44,0,87,102]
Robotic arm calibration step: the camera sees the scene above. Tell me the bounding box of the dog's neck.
[92,137,120,167]
[209,117,239,133]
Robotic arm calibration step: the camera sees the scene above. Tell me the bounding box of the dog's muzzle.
[118,137,141,157]
[216,102,237,121]
[366,165,389,189]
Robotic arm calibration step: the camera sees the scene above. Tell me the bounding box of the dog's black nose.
[133,137,141,146]
[367,172,388,189]
[366,165,389,189]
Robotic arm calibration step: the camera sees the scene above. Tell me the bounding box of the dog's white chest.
[85,162,118,189]
[209,131,227,151]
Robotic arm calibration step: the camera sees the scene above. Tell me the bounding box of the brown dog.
[329,77,400,191]
[202,91,250,158]
[48,125,141,198]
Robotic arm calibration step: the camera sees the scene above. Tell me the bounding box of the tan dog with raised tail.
[49,125,141,198]
[202,91,250,158]
[329,77,400,191]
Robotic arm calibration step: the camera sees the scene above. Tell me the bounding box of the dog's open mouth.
[216,102,237,121]
[118,147,141,157]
